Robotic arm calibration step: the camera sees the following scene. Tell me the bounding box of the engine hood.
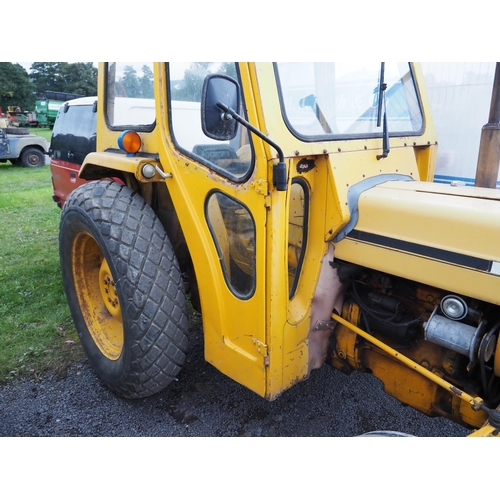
[334,179,500,304]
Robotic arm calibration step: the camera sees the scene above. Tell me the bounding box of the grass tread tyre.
[59,180,189,398]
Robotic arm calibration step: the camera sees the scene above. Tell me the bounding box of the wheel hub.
[28,154,39,165]
[99,260,121,318]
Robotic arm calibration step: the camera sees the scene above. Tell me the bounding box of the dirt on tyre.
[59,180,189,398]
[20,147,45,167]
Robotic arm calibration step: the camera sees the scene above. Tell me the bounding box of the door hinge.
[250,179,268,196]
[250,179,271,208]
[253,338,269,363]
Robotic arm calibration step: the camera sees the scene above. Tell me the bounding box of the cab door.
[159,62,270,396]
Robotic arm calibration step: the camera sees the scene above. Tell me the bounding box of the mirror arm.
[217,102,287,191]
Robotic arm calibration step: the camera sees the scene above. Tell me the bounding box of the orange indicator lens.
[118,130,141,154]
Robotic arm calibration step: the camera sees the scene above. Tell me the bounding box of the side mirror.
[201,74,240,141]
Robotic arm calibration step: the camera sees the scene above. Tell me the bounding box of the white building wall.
[421,62,498,187]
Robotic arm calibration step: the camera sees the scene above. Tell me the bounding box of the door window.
[206,191,256,298]
[288,179,309,297]
[168,62,254,182]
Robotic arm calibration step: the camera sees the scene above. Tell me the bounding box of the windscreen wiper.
[376,62,390,160]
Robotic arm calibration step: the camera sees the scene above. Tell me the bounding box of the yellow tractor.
[55,62,500,436]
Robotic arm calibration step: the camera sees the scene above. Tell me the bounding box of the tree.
[120,65,141,98]
[58,63,97,96]
[172,62,212,102]
[170,62,237,102]
[115,65,155,99]
[0,63,36,112]
[140,65,154,98]
[29,62,61,95]
[29,62,97,97]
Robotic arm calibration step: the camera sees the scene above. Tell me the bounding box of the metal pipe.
[331,312,485,411]
[475,62,500,188]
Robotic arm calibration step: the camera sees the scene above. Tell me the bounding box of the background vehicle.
[35,91,84,128]
[53,62,500,436]
[0,122,48,167]
[5,106,38,127]
[49,97,97,207]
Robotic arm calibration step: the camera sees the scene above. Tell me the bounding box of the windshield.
[275,62,423,140]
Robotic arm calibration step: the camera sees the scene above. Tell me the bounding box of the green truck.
[35,91,84,128]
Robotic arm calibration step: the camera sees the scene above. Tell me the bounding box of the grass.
[28,127,52,142]
[0,127,201,385]
[0,141,84,383]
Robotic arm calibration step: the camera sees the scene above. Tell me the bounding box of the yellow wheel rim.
[72,231,124,360]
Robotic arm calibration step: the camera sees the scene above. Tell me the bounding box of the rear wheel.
[59,180,189,398]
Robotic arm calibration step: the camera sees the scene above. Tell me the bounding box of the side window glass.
[168,62,253,182]
[288,179,309,297]
[206,191,256,298]
[105,62,155,129]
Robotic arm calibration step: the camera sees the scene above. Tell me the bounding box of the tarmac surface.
[0,320,469,437]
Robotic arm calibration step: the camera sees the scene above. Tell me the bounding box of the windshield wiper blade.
[376,62,390,159]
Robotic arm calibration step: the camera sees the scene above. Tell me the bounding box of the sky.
[7,4,498,65]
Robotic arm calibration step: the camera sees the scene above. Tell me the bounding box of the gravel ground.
[0,322,469,437]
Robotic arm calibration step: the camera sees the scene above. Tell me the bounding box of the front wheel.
[20,147,45,167]
[59,180,189,398]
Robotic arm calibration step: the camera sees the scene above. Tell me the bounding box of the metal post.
[475,63,500,188]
